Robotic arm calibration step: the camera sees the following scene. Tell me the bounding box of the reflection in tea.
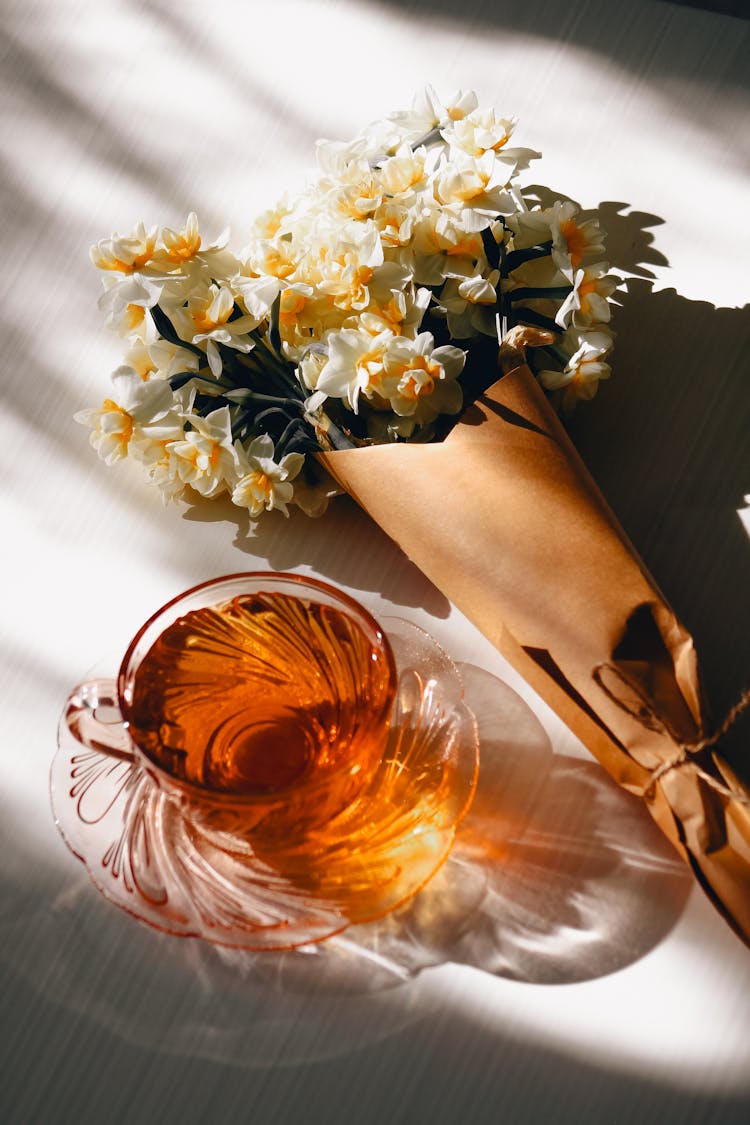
[128,592,395,806]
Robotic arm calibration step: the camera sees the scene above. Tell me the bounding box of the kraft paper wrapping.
[319,362,750,945]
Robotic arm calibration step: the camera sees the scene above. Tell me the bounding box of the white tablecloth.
[2,2,749,1122]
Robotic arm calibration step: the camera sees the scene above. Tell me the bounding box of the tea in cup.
[63,573,398,840]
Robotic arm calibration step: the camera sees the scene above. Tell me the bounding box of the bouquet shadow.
[567,198,749,748]
[567,275,750,764]
[181,492,453,618]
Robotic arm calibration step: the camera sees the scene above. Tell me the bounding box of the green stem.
[169,370,234,392]
[508,285,572,302]
[511,307,561,333]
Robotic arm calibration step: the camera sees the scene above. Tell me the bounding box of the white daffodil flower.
[313,223,386,314]
[232,272,283,321]
[556,264,618,328]
[324,166,383,222]
[243,233,299,283]
[412,203,492,282]
[96,272,168,336]
[379,144,427,196]
[549,202,607,273]
[438,273,501,339]
[358,285,431,339]
[389,85,478,144]
[151,213,238,283]
[314,137,372,179]
[161,406,238,497]
[458,271,501,306]
[119,338,200,383]
[375,199,418,252]
[434,151,514,216]
[231,435,303,518]
[442,109,517,157]
[317,327,394,412]
[155,211,201,264]
[91,222,178,335]
[90,221,159,275]
[297,348,328,393]
[170,282,258,376]
[383,332,465,424]
[539,329,613,410]
[74,368,177,464]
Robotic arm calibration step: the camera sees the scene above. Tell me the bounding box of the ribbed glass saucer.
[52,619,479,950]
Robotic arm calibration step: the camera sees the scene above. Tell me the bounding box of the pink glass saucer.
[52,619,479,950]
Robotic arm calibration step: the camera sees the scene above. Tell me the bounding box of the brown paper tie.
[593,664,750,806]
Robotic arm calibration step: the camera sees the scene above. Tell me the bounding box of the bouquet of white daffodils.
[78,87,617,519]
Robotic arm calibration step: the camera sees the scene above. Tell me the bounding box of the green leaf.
[268,291,282,354]
[150,305,205,359]
[503,241,554,273]
[481,226,501,271]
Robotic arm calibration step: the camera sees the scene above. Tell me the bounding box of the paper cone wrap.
[319,364,750,944]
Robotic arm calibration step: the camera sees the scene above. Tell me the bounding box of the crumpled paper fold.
[319,358,750,945]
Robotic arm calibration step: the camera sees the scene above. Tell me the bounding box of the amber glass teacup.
[63,573,398,840]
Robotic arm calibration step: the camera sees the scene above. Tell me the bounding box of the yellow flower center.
[330,263,374,310]
[263,247,296,280]
[162,231,201,263]
[251,470,271,496]
[102,399,133,443]
[95,241,156,274]
[561,219,587,269]
[380,216,406,246]
[356,349,385,388]
[125,304,146,332]
[192,304,232,334]
[370,298,403,332]
[577,275,599,313]
[337,178,380,219]
[430,229,482,258]
[448,168,490,204]
[279,291,307,326]
[403,374,430,400]
[399,357,440,400]
[450,233,483,257]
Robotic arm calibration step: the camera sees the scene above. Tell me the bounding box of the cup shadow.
[3,664,692,1072]
[280,664,691,989]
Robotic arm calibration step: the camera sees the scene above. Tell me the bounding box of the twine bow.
[593,663,750,806]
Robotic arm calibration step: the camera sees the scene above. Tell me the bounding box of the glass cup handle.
[64,679,135,762]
